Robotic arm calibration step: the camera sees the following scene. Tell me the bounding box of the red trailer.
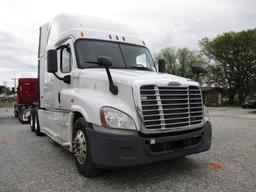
[14,78,39,123]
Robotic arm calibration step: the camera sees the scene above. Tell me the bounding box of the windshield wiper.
[84,61,98,65]
[128,66,153,71]
[84,61,153,71]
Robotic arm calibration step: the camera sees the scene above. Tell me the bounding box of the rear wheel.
[18,107,25,124]
[72,117,100,177]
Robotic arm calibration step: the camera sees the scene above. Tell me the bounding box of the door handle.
[58,92,61,103]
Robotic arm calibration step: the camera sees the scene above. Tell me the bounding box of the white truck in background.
[30,13,212,177]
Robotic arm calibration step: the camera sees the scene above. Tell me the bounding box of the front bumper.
[87,122,212,168]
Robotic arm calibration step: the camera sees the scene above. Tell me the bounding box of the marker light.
[100,109,107,127]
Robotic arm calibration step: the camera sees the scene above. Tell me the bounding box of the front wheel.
[72,117,100,177]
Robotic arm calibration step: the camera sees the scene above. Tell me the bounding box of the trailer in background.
[14,78,39,123]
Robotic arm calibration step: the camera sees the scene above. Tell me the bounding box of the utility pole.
[4,81,7,95]
[11,78,17,93]
[3,81,8,112]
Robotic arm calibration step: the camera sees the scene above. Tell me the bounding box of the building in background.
[201,87,222,106]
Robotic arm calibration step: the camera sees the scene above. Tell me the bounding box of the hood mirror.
[192,65,206,74]
[158,59,166,73]
[97,56,118,95]
[97,56,113,67]
[192,65,206,81]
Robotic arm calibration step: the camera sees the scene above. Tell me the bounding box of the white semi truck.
[30,13,212,177]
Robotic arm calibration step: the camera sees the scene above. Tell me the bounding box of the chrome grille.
[140,85,203,130]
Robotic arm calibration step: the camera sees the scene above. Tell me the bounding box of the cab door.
[55,39,73,110]
[44,39,74,110]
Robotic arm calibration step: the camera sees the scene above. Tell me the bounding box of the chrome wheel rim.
[73,130,87,164]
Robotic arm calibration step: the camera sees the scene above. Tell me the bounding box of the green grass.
[0,99,15,108]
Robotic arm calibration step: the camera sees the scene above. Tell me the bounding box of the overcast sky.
[0,0,255,86]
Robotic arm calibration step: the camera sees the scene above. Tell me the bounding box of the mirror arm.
[195,73,199,82]
[53,73,62,80]
[105,66,118,95]
[53,73,70,84]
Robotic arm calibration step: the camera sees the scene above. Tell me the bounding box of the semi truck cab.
[14,78,38,123]
[32,13,212,177]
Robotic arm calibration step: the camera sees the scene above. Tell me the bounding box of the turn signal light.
[100,109,107,128]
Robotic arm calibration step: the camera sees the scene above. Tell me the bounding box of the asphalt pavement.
[0,107,255,192]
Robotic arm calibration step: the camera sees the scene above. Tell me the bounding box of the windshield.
[75,40,156,71]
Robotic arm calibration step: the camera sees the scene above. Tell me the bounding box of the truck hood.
[75,68,199,87]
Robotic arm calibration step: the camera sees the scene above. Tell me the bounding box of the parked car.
[241,99,256,109]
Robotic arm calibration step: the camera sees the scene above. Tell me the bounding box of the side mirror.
[97,56,112,67]
[191,65,206,74]
[47,49,58,73]
[158,59,166,73]
[63,75,71,84]
[192,65,206,82]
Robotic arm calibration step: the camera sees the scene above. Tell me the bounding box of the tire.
[30,108,35,132]
[35,110,44,136]
[72,117,100,177]
[18,107,25,124]
[175,156,186,160]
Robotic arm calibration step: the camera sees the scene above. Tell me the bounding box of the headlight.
[100,107,136,130]
[204,105,210,122]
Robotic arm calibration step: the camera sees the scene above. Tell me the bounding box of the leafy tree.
[0,85,9,94]
[155,47,206,81]
[200,29,256,103]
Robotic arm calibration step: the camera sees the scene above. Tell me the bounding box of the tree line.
[155,28,256,103]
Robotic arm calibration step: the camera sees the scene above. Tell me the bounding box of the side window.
[136,53,147,67]
[61,46,72,73]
